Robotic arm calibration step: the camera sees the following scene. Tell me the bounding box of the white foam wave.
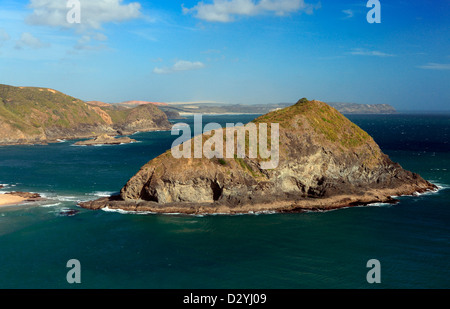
[430,182,448,190]
[56,195,80,202]
[366,202,393,207]
[89,191,115,198]
[32,191,94,204]
[398,182,447,198]
[100,207,278,217]
[89,142,136,147]
[206,210,277,216]
[255,210,277,215]
[40,202,62,208]
[101,206,154,215]
[0,183,17,189]
[37,192,53,199]
[44,194,87,202]
[72,142,136,147]
[411,188,442,197]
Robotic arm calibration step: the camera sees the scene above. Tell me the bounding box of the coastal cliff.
[79,99,436,214]
[0,84,171,145]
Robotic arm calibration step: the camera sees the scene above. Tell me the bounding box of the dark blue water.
[0,114,448,288]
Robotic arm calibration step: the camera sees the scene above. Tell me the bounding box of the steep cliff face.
[80,99,436,214]
[0,84,171,144]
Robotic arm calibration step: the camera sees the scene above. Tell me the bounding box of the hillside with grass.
[0,84,171,145]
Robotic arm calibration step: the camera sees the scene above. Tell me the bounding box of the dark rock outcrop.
[58,208,80,216]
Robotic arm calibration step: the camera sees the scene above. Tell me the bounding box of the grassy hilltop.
[0,84,170,144]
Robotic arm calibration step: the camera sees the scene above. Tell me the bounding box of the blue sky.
[0,0,449,110]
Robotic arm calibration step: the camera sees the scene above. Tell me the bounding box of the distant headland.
[0,84,171,146]
[155,101,396,116]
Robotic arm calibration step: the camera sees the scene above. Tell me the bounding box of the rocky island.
[0,84,171,145]
[0,191,43,207]
[74,134,136,146]
[79,99,436,214]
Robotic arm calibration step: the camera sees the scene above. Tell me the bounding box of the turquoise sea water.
[0,114,449,289]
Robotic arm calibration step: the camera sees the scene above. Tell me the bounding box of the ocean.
[0,113,448,289]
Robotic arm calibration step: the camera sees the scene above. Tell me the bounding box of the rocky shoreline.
[0,128,167,146]
[78,182,437,215]
[74,134,136,146]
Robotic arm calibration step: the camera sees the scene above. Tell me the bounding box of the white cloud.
[0,29,10,42]
[417,63,450,70]
[202,49,222,54]
[183,0,321,22]
[130,29,158,42]
[15,32,50,49]
[73,33,109,51]
[342,9,353,19]
[153,60,205,74]
[349,48,395,57]
[93,33,108,41]
[26,0,142,30]
[0,28,10,49]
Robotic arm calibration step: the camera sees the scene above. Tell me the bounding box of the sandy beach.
[0,194,27,207]
[0,191,42,207]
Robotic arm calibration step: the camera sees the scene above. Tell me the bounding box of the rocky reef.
[79,99,436,214]
[74,134,136,146]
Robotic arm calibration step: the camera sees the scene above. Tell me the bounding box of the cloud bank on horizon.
[0,0,448,111]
